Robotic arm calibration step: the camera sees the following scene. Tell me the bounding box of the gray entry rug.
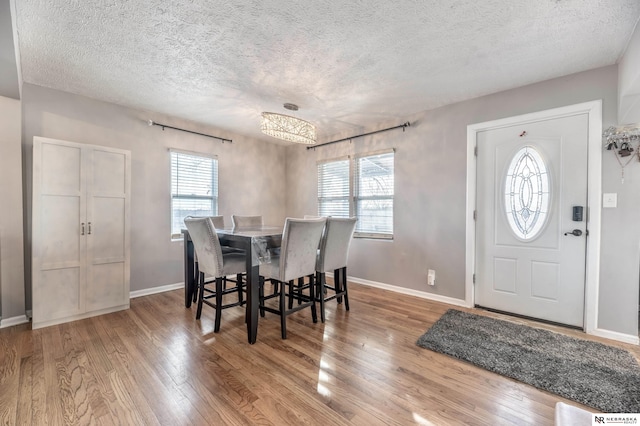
[416,309,640,413]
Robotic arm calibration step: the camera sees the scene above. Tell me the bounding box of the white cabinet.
[32,137,131,329]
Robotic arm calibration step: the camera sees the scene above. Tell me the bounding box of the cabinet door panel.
[41,195,82,268]
[92,150,127,195]
[86,263,126,311]
[90,197,125,262]
[41,144,81,195]
[35,268,82,320]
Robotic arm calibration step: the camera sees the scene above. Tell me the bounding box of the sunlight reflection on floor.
[317,356,332,397]
[412,412,436,425]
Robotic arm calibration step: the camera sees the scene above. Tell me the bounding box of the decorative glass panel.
[504,146,550,240]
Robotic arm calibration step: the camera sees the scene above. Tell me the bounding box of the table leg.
[183,236,195,308]
[246,261,259,344]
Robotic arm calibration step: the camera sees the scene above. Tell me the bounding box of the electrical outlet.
[427,269,436,286]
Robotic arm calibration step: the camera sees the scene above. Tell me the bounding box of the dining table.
[182,226,283,344]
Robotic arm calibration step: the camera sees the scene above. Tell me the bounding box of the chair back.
[279,217,326,282]
[184,217,223,277]
[209,215,225,229]
[317,217,357,273]
[231,215,263,229]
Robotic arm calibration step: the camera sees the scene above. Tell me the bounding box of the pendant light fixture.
[261,103,316,145]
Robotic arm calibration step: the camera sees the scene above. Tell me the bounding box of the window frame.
[317,149,395,240]
[170,149,218,240]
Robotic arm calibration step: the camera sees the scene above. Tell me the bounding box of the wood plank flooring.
[1,282,638,425]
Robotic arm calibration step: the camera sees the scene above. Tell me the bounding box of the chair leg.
[288,280,294,310]
[192,263,200,304]
[280,280,288,339]
[309,274,317,323]
[196,272,205,319]
[335,269,343,304]
[287,278,295,309]
[237,273,244,305]
[259,276,265,318]
[342,267,349,311]
[297,277,304,305]
[317,272,326,323]
[214,277,223,333]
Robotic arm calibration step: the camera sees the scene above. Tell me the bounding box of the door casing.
[465,100,602,334]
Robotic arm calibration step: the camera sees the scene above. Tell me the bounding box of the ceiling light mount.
[283,103,299,111]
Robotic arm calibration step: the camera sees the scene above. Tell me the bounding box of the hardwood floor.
[1,282,638,425]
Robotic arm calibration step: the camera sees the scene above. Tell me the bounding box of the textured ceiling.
[13,0,640,144]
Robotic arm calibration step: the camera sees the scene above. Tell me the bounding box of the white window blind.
[317,159,350,218]
[170,151,218,238]
[354,151,394,237]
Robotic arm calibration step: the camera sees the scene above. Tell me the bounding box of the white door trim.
[465,100,602,334]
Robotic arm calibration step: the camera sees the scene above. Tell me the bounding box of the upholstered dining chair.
[184,216,246,332]
[258,217,326,339]
[314,217,357,323]
[209,215,225,229]
[231,215,263,229]
[190,216,244,303]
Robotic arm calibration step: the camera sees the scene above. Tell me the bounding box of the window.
[317,150,394,239]
[317,158,350,218]
[170,150,218,239]
[355,151,394,236]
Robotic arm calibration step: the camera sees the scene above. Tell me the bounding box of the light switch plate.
[603,193,617,208]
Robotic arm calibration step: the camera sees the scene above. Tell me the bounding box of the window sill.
[354,232,393,240]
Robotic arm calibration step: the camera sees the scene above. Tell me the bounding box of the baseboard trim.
[348,276,471,308]
[0,315,30,329]
[590,328,640,345]
[130,282,184,299]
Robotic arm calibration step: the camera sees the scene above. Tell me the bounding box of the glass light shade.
[260,112,316,145]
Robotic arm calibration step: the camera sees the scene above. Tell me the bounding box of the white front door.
[475,113,588,327]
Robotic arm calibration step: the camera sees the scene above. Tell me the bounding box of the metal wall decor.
[603,125,640,183]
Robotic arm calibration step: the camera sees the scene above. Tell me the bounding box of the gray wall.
[21,83,288,309]
[5,66,639,337]
[286,65,640,337]
[0,0,20,100]
[0,95,25,320]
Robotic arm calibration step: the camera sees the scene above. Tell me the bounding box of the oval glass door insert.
[504,146,550,240]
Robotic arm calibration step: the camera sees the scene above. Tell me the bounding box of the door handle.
[563,229,582,236]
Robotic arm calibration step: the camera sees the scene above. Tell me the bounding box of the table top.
[181,225,283,239]
[216,226,283,238]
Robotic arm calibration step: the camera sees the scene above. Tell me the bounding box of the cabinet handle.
[81,222,85,235]
[88,222,92,235]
